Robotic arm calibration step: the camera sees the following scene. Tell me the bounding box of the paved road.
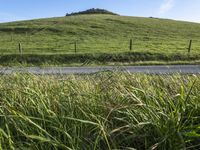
[0,65,200,74]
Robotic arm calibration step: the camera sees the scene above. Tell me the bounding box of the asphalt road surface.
[0,65,200,75]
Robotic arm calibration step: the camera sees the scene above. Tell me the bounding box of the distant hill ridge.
[66,8,119,16]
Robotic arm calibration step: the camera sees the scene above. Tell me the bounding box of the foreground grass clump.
[0,73,200,149]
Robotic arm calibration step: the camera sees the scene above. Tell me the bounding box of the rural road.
[0,65,200,74]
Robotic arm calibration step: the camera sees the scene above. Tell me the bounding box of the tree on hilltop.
[66,8,119,16]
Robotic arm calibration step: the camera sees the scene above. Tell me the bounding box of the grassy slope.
[0,73,200,149]
[0,14,200,65]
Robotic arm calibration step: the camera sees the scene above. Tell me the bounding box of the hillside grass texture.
[0,14,200,65]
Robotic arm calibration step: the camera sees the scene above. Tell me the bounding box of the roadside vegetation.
[0,72,200,149]
[1,52,200,67]
[0,13,200,66]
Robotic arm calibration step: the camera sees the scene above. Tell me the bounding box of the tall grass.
[1,52,200,66]
[0,73,200,149]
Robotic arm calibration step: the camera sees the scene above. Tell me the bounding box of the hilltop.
[66,8,118,16]
[0,14,200,66]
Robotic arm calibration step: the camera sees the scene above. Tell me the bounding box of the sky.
[0,0,200,23]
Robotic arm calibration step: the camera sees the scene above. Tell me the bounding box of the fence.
[0,33,199,55]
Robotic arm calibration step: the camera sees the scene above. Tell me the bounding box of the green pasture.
[0,15,200,54]
[0,14,200,65]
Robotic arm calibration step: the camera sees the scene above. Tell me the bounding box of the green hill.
[0,14,200,66]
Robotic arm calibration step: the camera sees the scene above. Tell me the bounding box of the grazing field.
[0,73,200,149]
[0,14,200,65]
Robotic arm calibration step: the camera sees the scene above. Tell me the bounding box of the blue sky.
[0,0,200,23]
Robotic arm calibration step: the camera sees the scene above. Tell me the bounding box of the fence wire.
[0,34,199,55]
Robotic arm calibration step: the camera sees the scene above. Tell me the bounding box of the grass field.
[0,73,200,149]
[0,14,200,65]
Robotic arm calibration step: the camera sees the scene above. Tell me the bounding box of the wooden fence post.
[25,32,28,42]
[19,43,22,56]
[188,40,192,53]
[129,39,132,51]
[74,41,77,53]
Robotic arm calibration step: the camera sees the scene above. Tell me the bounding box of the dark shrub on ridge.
[66,8,119,16]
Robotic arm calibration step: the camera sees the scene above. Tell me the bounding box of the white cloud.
[159,0,175,14]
